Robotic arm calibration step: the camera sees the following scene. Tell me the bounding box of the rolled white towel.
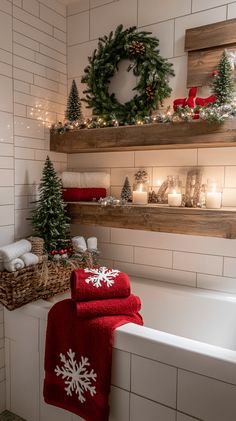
[21,252,39,267]
[0,239,31,263]
[61,172,81,188]
[81,172,110,189]
[87,237,97,250]
[4,258,25,272]
[72,236,87,252]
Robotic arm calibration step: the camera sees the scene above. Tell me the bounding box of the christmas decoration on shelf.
[212,49,235,106]
[81,24,174,124]
[98,196,126,206]
[31,156,70,253]
[66,79,83,123]
[121,176,132,202]
[134,169,149,184]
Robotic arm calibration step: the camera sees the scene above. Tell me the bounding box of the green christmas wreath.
[81,24,175,125]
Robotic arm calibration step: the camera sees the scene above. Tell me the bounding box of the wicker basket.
[0,257,86,311]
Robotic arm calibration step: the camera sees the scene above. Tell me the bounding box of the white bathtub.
[4,278,236,421]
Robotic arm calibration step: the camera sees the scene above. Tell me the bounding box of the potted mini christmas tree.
[212,50,235,105]
[31,156,70,254]
[66,79,83,122]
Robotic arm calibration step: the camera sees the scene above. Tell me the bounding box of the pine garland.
[82,24,174,125]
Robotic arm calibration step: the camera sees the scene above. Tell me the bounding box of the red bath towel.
[71,267,131,302]
[76,294,141,318]
[44,299,143,421]
[62,187,106,202]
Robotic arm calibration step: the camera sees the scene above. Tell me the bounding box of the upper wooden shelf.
[67,202,236,239]
[50,119,236,154]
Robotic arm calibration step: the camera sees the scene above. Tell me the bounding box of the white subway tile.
[0,368,5,383]
[14,103,27,117]
[23,0,39,16]
[15,195,28,210]
[40,4,66,32]
[39,0,66,17]
[135,148,197,167]
[0,205,14,226]
[109,386,129,421]
[0,11,12,52]
[13,67,34,84]
[90,0,137,40]
[35,150,67,163]
[100,242,133,263]
[13,42,35,62]
[175,6,227,56]
[14,116,45,139]
[0,226,14,246]
[39,44,66,65]
[0,0,12,15]
[15,136,44,150]
[197,273,236,294]
[134,247,172,269]
[14,54,46,77]
[68,40,98,78]
[0,62,12,79]
[0,75,13,113]
[0,112,13,143]
[224,257,236,277]
[0,188,14,205]
[15,147,34,160]
[13,31,39,52]
[198,147,236,166]
[31,84,66,105]
[0,169,14,186]
[111,168,152,186]
[13,5,53,35]
[0,143,13,157]
[68,11,89,46]
[0,380,6,413]
[173,251,223,275]
[113,261,197,287]
[141,20,174,58]
[15,208,32,238]
[178,370,236,421]
[68,151,134,168]
[131,355,177,407]
[13,18,66,55]
[0,48,12,65]
[14,79,30,94]
[130,393,176,421]
[0,157,14,169]
[177,413,202,421]
[68,0,89,16]
[35,52,66,74]
[111,349,130,391]
[15,159,43,184]
[138,0,191,27]
[225,167,236,188]
[15,184,39,196]
[14,91,64,115]
[228,2,236,19]
[34,74,59,92]
[222,188,236,207]
[90,0,113,7]
[0,325,3,340]
[166,55,188,110]
[53,27,66,43]
[193,0,231,13]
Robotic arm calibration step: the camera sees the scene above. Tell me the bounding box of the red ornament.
[212,69,218,77]
[51,250,56,255]
[59,249,64,255]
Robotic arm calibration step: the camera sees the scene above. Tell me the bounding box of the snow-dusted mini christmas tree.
[120,176,132,202]
[212,50,235,106]
[66,79,83,122]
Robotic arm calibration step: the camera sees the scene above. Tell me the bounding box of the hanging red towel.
[76,294,141,318]
[44,298,143,421]
[71,267,131,302]
[62,187,106,202]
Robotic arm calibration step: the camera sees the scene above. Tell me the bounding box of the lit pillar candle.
[87,237,98,250]
[206,184,222,209]
[168,190,182,206]
[133,183,148,205]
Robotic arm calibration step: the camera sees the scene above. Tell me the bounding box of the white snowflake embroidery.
[55,349,97,403]
[84,266,120,288]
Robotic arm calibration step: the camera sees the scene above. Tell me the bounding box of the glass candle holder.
[205,179,222,209]
[132,181,148,205]
[167,176,182,207]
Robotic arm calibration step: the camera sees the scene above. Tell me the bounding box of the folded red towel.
[62,187,106,202]
[71,267,131,302]
[76,294,141,318]
[44,298,143,421]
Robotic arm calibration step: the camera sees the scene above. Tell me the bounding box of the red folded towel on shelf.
[44,299,143,421]
[62,187,106,202]
[76,294,141,318]
[71,267,131,302]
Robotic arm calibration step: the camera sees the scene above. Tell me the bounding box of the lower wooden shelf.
[67,202,236,239]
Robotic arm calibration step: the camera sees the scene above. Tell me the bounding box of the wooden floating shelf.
[67,202,236,239]
[50,119,236,154]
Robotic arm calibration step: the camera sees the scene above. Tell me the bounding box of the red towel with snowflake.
[70,267,131,301]
[44,299,143,421]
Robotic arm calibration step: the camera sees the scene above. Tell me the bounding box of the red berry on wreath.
[64,248,68,253]
[51,250,56,255]
[212,69,218,77]
[59,249,64,255]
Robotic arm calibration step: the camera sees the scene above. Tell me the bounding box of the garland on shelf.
[81,24,174,124]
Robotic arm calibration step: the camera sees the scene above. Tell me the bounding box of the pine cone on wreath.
[146,84,155,100]
[129,40,145,55]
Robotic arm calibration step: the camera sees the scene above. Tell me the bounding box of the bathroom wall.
[0,0,67,411]
[68,0,236,295]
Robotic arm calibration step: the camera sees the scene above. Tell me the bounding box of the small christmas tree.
[31,156,70,253]
[121,176,132,202]
[66,79,83,122]
[212,50,235,105]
